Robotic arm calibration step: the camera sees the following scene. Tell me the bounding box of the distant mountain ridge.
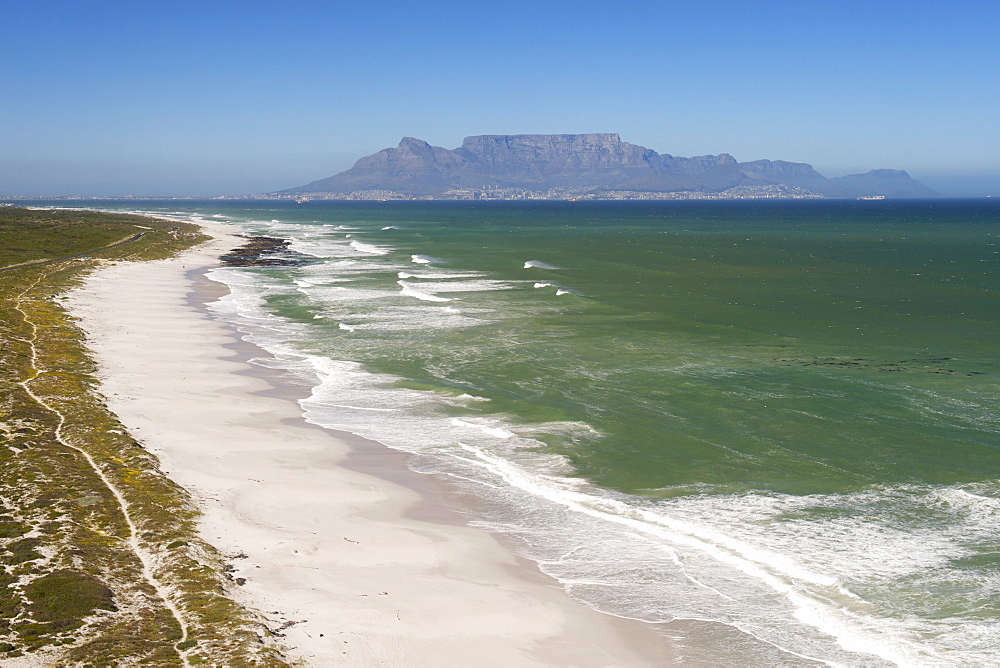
[281,133,936,198]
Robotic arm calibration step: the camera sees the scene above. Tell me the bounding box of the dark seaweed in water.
[219,235,305,267]
[771,356,988,376]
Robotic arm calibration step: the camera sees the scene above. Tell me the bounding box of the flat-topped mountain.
[281,134,936,198]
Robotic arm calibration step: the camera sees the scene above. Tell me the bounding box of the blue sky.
[3,0,998,196]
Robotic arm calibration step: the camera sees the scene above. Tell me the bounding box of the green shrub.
[0,522,27,539]
[24,570,116,622]
[6,537,42,564]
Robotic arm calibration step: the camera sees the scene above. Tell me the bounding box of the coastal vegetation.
[0,208,288,664]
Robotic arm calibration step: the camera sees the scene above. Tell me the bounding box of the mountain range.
[280,133,936,198]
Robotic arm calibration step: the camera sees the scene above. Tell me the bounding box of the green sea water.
[38,198,1000,665]
[307,200,1000,499]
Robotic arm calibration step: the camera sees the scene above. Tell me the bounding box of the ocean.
[46,199,1000,665]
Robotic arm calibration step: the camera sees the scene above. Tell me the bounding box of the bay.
[46,198,1000,665]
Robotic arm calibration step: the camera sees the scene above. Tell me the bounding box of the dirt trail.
[12,272,191,666]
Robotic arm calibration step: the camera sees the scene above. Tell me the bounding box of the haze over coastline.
[278,133,937,199]
[3,0,1000,663]
[3,1,1000,197]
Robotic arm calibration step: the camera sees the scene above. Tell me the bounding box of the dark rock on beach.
[220,235,305,267]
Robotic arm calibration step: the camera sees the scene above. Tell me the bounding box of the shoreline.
[67,221,676,666]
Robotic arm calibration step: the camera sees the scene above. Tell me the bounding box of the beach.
[66,221,674,667]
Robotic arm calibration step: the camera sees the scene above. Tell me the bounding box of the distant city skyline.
[3,0,998,197]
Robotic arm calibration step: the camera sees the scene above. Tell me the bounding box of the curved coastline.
[67,220,676,666]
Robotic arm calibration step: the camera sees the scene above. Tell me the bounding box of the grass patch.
[0,521,29,539]
[5,538,43,564]
[24,569,116,621]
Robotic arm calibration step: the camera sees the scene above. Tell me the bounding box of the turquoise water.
[52,199,1000,664]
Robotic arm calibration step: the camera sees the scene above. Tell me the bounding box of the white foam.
[928,486,1000,522]
[412,254,443,264]
[451,418,515,439]
[279,234,399,260]
[524,260,561,270]
[327,403,394,412]
[453,445,940,666]
[296,284,395,304]
[401,279,514,294]
[400,271,486,279]
[534,282,557,288]
[397,281,452,302]
[349,239,391,255]
[456,394,491,403]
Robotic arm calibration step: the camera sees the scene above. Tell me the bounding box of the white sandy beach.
[66,222,673,666]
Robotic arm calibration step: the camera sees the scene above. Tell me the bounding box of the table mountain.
[281,134,936,198]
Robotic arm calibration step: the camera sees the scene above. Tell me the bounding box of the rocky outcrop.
[454,133,651,187]
[293,137,470,195]
[219,235,306,267]
[282,134,936,198]
[737,160,829,191]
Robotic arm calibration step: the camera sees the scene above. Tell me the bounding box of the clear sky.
[3,0,998,196]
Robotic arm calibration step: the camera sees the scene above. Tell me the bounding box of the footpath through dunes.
[0,208,289,665]
[0,230,152,273]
